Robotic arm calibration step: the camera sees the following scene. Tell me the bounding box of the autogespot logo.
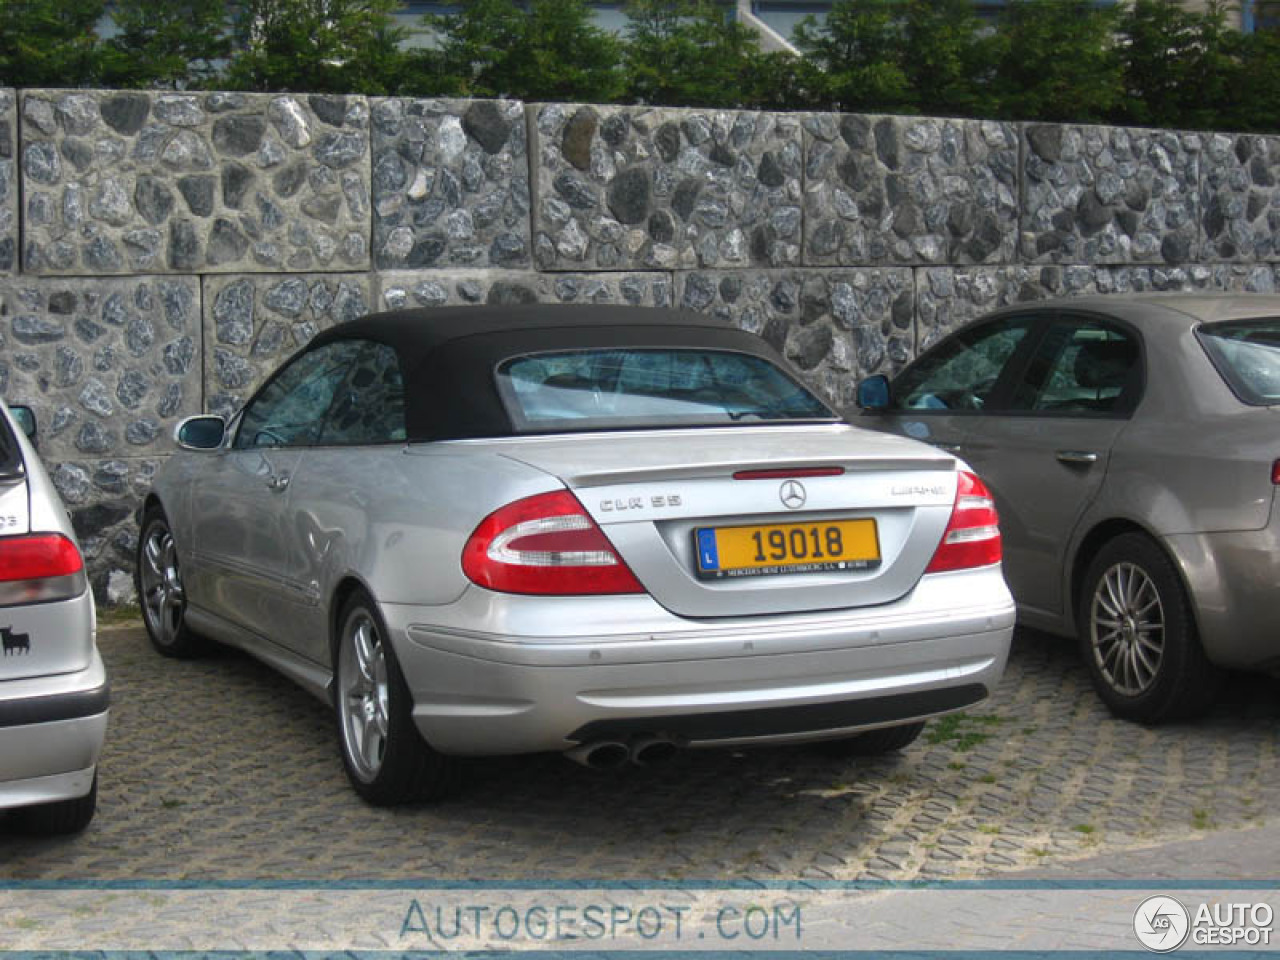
[1134,895,1191,952]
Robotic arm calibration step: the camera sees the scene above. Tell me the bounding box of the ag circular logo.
[1134,895,1190,952]
[779,480,807,510]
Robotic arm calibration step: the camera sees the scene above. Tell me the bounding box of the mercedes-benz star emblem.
[779,480,807,510]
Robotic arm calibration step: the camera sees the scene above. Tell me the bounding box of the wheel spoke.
[360,718,382,770]
[353,622,375,684]
[145,536,164,577]
[1133,642,1157,683]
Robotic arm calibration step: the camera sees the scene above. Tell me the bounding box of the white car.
[0,401,107,833]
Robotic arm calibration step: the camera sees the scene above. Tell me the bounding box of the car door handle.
[267,474,291,492]
[1056,450,1099,465]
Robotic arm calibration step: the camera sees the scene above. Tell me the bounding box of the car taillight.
[462,490,644,596]
[925,471,1002,574]
[0,533,87,605]
[1272,459,1280,485]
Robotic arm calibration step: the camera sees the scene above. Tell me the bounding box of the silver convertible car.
[140,306,1014,803]
[858,294,1280,724]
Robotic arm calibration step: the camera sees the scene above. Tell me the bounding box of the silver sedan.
[859,293,1280,723]
[140,305,1014,803]
[0,401,107,833]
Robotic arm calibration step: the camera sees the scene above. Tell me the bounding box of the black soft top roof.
[304,305,795,442]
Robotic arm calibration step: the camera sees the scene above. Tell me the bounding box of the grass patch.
[948,761,966,771]
[1072,824,1095,835]
[1192,808,1214,830]
[97,603,142,627]
[925,713,1005,752]
[977,824,1001,835]
[979,773,997,784]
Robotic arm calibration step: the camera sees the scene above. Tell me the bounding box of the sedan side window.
[235,341,365,450]
[317,343,407,446]
[1011,321,1139,414]
[894,317,1035,411]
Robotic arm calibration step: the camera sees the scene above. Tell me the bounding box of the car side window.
[234,341,365,450]
[316,342,407,446]
[1011,320,1139,414]
[893,316,1035,411]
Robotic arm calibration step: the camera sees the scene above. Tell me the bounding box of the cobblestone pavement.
[2,623,1277,882]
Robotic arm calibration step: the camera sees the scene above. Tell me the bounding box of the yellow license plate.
[694,519,880,579]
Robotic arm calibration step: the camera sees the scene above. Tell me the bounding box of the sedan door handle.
[267,474,291,492]
[1056,450,1099,465]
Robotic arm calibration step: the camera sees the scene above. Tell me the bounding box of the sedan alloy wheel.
[1079,533,1221,723]
[1089,560,1165,696]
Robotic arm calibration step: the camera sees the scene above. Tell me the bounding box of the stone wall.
[2,87,1278,602]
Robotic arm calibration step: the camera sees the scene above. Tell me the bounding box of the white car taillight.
[925,470,1002,574]
[0,533,88,605]
[462,490,644,595]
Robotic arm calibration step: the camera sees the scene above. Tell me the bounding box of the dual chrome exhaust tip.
[566,736,679,769]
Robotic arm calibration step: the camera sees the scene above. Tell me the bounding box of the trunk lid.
[475,423,961,617]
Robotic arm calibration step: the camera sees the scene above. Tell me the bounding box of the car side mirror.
[175,415,227,451]
[10,405,36,444]
[857,375,891,411]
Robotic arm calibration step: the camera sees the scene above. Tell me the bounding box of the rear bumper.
[386,566,1015,755]
[0,649,109,810]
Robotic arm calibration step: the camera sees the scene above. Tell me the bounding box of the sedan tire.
[812,721,925,757]
[1079,533,1223,723]
[334,592,460,805]
[137,506,205,659]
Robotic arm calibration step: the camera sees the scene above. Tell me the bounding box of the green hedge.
[1,0,1275,132]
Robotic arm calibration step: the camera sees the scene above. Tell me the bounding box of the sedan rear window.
[496,349,835,432]
[1198,319,1280,405]
[0,414,21,479]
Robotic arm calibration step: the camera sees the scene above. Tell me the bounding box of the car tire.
[1079,532,1223,723]
[137,506,205,659]
[11,775,97,835]
[333,592,460,805]
[812,721,925,757]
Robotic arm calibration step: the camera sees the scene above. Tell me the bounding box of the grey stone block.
[1202,133,1280,262]
[676,268,914,408]
[0,276,202,460]
[376,269,675,311]
[20,90,371,274]
[371,98,530,270]
[0,90,13,274]
[52,456,159,600]
[531,104,803,271]
[1020,123,1201,265]
[203,273,373,418]
[915,263,1269,347]
[803,114,1018,266]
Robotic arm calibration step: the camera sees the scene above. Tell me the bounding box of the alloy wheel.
[338,609,391,783]
[1089,560,1165,696]
[140,523,186,648]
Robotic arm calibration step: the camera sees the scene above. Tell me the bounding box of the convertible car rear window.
[1198,319,1280,405]
[496,349,835,432]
